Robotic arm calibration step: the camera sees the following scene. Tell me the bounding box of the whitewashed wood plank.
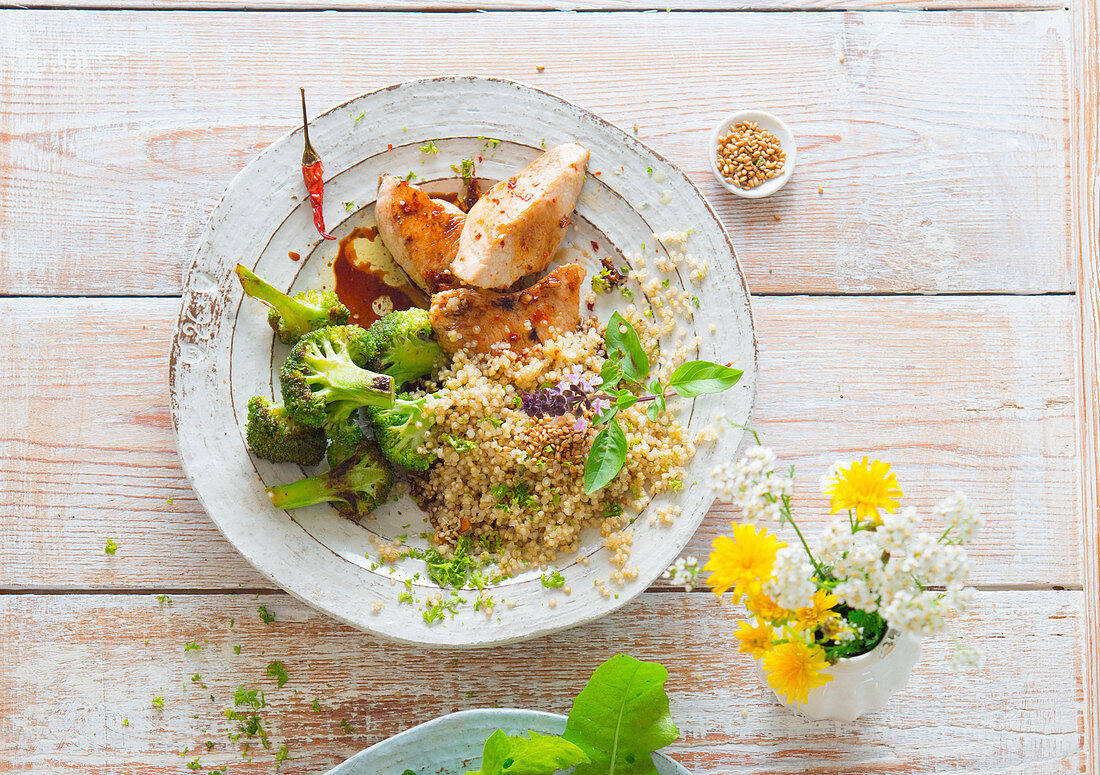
[1,0,1067,9]
[0,295,1078,590]
[0,590,1083,773]
[1070,0,1100,767]
[0,10,1072,296]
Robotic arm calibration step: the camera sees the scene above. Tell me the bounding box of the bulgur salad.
[238,142,742,620]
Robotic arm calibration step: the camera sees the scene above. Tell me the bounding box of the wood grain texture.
[0,590,1083,774]
[1071,0,1100,768]
[0,295,1078,590]
[0,0,1069,9]
[0,10,1073,296]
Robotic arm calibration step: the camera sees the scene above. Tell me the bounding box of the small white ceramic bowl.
[709,110,797,199]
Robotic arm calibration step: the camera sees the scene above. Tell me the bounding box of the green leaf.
[666,361,743,398]
[584,418,627,494]
[612,391,638,412]
[599,357,623,390]
[266,660,288,688]
[465,730,589,775]
[563,654,679,775]
[605,313,649,382]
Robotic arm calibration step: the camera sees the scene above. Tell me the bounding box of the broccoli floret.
[366,393,437,471]
[365,308,445,387]
[324,412,365,468]
[245,396,327,465]
[235,263,349,345]
[280,326,395,428]
[266,439,394,518]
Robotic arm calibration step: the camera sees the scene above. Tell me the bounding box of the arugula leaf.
[667,361,743,398]
[465,729,589,775]
[563,654,679,775]
[605,313,649,382]
[584,417,627,494]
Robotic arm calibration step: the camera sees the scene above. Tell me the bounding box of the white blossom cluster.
[710,445,793,525]
[764,544,817,610]
[816,498,981,637]
[661,555,700,591]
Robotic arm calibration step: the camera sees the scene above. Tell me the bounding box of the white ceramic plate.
[323,708,691,775]
[170,77,757,648]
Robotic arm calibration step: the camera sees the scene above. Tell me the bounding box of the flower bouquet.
[703,444,982,720]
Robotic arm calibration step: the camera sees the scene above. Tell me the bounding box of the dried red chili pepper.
[300,87,335,241]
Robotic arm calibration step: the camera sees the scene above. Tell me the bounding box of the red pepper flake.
[300,88,335,241]
[387,143,394,151]
[590,240,599,252]
[288,251,301,262]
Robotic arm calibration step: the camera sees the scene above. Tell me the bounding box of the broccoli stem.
[235,263,318,336]
[267,475,339,510]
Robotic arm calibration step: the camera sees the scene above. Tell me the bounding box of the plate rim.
[169,76,758,648]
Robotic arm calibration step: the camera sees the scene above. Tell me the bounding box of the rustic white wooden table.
[2,1,1099,772]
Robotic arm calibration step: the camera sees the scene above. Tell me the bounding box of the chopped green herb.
[191,673,202,683]
[104,538,117,556]
[266,660,288,688]
[604,502,624,519]
[450,157,475,182]
[490,481,536,511]
[122,718,129,726]
[257,605,275,624]
[691,296,700,308]
[152,695,164,708]
[620,287,635,300]
[404,171,416,181]
[541,570,566,589]
[669,479,683,490]
[352,111,365,123]
[442,433,477,452]
[646,166,654,176]
[275,745,290,763]
[342,200,355,212]
[157,594,172,606]
[480,416,504,428]
[233,645,242,655]
[186,758,201,771]
[423,594,464,623]
[339,719,354,733]
[420,140,439,154]
[184,641,202,652]
[661,278,670,288]
[311,699,322,713]
[205,741,214,750]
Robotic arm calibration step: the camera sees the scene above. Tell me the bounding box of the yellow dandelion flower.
[744,586,791,624]
[826,456,903,525]
[705,524,786,601]
[762,639,833,705]
[734,619,774,658]
[795,590,840,631]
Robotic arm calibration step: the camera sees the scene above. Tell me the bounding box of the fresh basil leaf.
[563,654,679,775]
[614,393,638,411]
[584,418,627,494]
[667,361,743,398]
[645,393,665,422]
[605,312,649,382]
[599,356,623,390]
[465,729,589,775]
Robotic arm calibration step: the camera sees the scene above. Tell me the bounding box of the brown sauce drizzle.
[333,226,421,328]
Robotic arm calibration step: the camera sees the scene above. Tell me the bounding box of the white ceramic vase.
[757,629,922,722]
